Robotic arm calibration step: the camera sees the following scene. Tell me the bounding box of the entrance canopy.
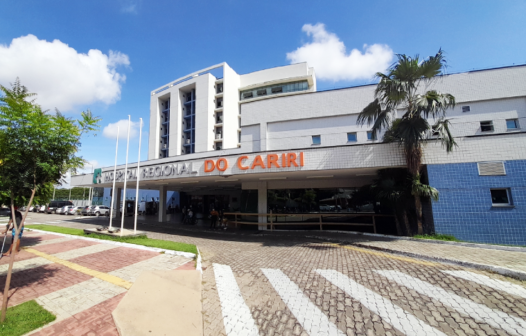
[71,145,404,191]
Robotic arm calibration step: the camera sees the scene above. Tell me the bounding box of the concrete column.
[115,187,122,218]
[158,185,167,223]
[257,181,267,230]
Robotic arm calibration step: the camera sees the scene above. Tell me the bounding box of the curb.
[195,246,202,273]
[27,229,197,259]
[307,235,526,281]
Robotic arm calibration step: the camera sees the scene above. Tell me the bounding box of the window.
[462,106,470,113]
[216,83,223,94]
[271,86,283,94]
[257,89,267,96]
[367,131,376,141]
[347,132,357,142]
[480,121,494,132]
[490,189,512,206]
[312,135,321,145]
[216,97,223,108]
[243,92,253,99]
[506,119,519,130]
[431,125,440,137]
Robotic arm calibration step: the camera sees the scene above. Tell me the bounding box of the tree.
[0,79,100,321]
[357,50,456,235]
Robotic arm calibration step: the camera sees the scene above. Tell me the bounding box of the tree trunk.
[0,188,36,322]
[394,212,403,236]
[403,210,412,236]
[415,195,424,235]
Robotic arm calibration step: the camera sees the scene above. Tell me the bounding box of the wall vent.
[478,161,506,176]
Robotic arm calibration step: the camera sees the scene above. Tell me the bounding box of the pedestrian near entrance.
[210,208,218,229]
[2,210,23,256]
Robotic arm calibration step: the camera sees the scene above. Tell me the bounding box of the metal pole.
[52,186,55,200]
[89,166,94,205]
[68,187,72,200]
[109,126,120,229]
[120,116,131,234]
[134,118,143,233]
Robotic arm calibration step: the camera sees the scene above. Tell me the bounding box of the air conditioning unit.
[186,139,191,144]
[163,144,167,149]
[216,134,222,139]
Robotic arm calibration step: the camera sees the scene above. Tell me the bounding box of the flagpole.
[120,116,131,235]
[109,126,120,229]
[134,118,143,234]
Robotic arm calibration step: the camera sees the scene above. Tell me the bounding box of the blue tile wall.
[427,160,526,245]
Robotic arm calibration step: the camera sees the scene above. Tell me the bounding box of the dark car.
[0,208,23,223]
[46,201,74,214]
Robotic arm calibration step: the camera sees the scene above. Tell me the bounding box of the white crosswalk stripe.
[317,270,446,336]
[214,264,259,336]
[443,270,526,299]
[262,268,346,336]
[376,270,526,336]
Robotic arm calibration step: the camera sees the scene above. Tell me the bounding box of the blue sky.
[1,0,525,185]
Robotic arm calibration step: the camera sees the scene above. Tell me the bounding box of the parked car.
[81,206,94,216]
[66,206,82,216]
[46,201,74,214]
[39,205,47,213]
[58,205,76,215]
[90,206,110,217]
[0,208,23,223]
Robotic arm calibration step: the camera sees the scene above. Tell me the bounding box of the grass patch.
[413,234,460,242]
[26,224,198,255]
[0,300,56,336]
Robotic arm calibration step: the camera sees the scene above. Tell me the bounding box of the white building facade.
[72,63,526,245]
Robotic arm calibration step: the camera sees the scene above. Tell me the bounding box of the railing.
[223,212,395,233]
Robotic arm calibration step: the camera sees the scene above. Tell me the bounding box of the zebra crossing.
[213,264,526,336]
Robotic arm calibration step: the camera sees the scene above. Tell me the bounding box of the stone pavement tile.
[0,249,38,265]
[356,239,526,274]
[32,238,99,255]
[28,236,76,247]
[0,256,52,276]
[202,266,227,336]
[69,246,159,273]
[108,253,191,282]
[0,263,92,307]
[30,293,124,336]
[36,278,126,320]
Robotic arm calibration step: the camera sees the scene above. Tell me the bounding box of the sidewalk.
[297,230,526,280]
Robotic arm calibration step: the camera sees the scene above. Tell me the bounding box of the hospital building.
[72,62,526,246]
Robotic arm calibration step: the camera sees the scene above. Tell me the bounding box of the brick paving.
[0,222,193,335]
[11,213,526,335]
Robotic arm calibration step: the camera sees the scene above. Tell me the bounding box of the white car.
[39,205,47,213]
[90,206,110,217]
[66,206,82,215]
[59,205,76,215]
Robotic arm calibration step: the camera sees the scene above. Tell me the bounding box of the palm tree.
[371,168,438,236]
[357,50,456,235]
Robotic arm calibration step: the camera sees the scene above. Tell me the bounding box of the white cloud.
[0,35,130,111]
[103,119,139,139]
[121,0,141,13]
[286,23,394,82]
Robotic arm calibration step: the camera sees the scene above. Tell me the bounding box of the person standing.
[2,210,23,256]
[209,208,218,229]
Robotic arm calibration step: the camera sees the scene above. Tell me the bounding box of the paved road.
[8,213,526,336]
